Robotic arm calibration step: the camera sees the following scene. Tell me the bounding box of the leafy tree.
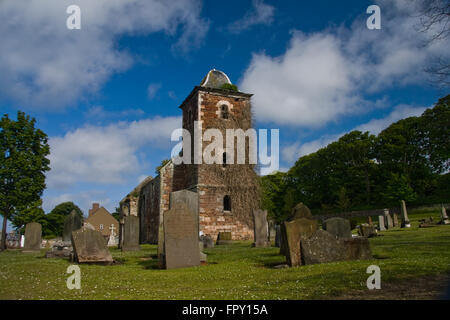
[12,200,51,236]
[336,187,351,211]
[260,171,287,223]
[381,173,417,205]
[46,202,83,237]
[0,112,50,251]
[112,207,121,221]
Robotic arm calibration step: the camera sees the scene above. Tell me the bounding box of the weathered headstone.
[301,230,345,265]
[289,202,312,220]
[322,217,352,239]
[163,202,200,269]
[284,218,318,267]
[268,220,276,242]
[71,227,113,264]
[400,200,411,228]
[199,241,207,263]
[107,224,119,247]
[170,190,199,236]
[23,222,42,253]
[274,225,281,248]
[358,224,377,238]
[378,215,386,231]
[200,235,214,248]
[121,216,140,251]
[384,209,393,229]
[63,210,82,243]
[216,232,232,245]
[45,240,72,259]
[157,222,165,269]
[368,216,373,226]
[393,213,399,227]
[253,209,270,247]
[440,204,450,225]
[301,230,372,265]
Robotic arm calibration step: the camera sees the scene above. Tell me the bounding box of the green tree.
[112,207,121,221]
[381,173,417,205]
[12,200,51,236]
[260,171,287,223]
[0,112,50,251]
[336,187,351,211]
[46,202,83,237]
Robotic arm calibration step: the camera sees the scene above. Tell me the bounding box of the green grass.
[0,209,449,300]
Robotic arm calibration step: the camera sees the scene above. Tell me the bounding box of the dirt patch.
[329,274,450,300]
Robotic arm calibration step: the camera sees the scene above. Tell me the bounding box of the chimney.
[89,203,100,217]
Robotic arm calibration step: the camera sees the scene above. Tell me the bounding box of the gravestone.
[393,213,399,227]
[163,202,200,269]
[71,227,113,264]
[367,216,373,226]
[253,209,270,247]
[23,222,42,253]
[289,202,312,220]
[301,230,345,265]
[157,222,165,269]
[384,209,393,229]
[170,190,199,236]
[322,217,352,239]
[200,235,214,248]
[121,216,140,251]
[107,224,119,247]
[199,241,207,263]
[284,218,318,267]
[358,224,377,238]
[63,210,82,243]
[378,215,386,231]
[440,205,450,225]
[216,232,232,245]
[268,221,276,242]
[274,225,281,248]
[301,230,372,265]
[45,240,72,259]
[400,200,411,228]
[20,235,25,248]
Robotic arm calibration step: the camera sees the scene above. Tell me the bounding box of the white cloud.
[47,116,181,188]
[282,104,427,163]
[147,83,162,99]
[227,0,275,33]
[0,0,209,108]
[240,0,449,127]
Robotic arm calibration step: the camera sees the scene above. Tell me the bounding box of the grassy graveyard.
[0,208,449,300]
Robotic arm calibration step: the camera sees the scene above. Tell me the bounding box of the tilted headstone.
[378,215,386,231]
[358,224,377,238]
[216,232,232,245]
[253,209,270,247]
[284,218,318,267]
[71,227,113,264]
[322,217,352,239]
[63,210,82,243]
[23,222,42,253]
[301,230,372,265]
[163,202,200,269]
[121,216,140,251]
[400,200,410,228]
[384,209,393,229]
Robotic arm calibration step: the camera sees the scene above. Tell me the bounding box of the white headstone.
[20,235,25,248]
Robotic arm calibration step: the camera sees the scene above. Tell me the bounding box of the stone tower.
[173,69,259,240]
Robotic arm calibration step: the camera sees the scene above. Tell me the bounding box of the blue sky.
[1,0,448,221]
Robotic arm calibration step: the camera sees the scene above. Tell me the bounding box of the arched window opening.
[221,104,229,119]
[224,195,231,211]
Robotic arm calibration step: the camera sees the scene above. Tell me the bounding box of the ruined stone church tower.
[120,70,260,244]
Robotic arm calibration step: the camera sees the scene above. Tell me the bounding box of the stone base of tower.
[198,185,254,241]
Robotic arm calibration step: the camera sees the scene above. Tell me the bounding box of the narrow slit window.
[224,195,231,211]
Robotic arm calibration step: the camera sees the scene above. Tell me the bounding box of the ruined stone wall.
[139,177,160,244]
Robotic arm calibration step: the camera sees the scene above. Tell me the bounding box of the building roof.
[200,69,232,89]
